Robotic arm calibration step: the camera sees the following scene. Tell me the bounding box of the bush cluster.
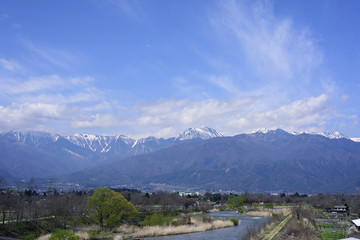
[49,230,80,240]
[141,213,174,226]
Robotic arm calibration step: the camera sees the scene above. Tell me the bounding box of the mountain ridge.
[2,127,360,193]
[0,127,222,181]
[60,129,360,193]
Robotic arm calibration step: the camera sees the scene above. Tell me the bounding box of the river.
[146,211,268,240]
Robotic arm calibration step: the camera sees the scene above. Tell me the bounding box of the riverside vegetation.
[2,178,360,239]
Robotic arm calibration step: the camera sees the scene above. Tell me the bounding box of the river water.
[146,211,268,240]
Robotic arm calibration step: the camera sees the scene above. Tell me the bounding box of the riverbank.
[113,216,235,239]
[239,207,291,240]
[246,206,291,217]
[34,215,235,240]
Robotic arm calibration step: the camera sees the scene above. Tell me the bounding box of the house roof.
[340,238,360,240]
[334,205,347,208]
[352,219,360,227]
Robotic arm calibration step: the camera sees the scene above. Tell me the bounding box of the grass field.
[319,228,346,239]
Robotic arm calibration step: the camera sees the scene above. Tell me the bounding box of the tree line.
[1,176,360,238]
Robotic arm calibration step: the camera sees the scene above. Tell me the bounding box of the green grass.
[319,228,346,240]
[141,213,175,226]
[316,222,332,227]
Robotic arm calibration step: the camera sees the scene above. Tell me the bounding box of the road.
[262,214,292,240]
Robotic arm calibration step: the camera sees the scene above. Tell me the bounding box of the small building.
[340,238,360,240]
[352,219,360,231]
[325,207,332,213]
[332,205,349,215]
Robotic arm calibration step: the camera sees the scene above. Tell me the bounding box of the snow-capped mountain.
[317,131,347,139]
[0,130,103,180]
[252,128,350,140]
[66,134,135,153]
[0,130,60,146]
[252,128,272,134]
[175,127,223,141]
[66,127,222,156]
[2,127,360,190]
[65,126,360,193]
[130,136,174,155]
[0,127,223,181]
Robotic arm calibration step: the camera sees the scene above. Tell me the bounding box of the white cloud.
[0,75,104,105]
[129,127,179,139]
[70,76,95,85]
[226,94,329,133]
[22,88,105,105]
[341,95,349,102]
[0,58,20,71]
[129,97,255,127]
[212,0,323,88]
[208,75,240,95]
[172,76,210,99]
[0,103,68,129]
[71,113,120,129]
[1,75,65,94]
[22,39,80,70]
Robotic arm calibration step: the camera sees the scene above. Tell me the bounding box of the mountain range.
[0,127,222,181]
[61,129,360,193]
[1,127,360,193]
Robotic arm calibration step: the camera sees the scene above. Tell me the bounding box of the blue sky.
[0,0,360,138]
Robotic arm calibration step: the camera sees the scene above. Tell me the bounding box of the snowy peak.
[350,138,360,142]
[66,134,135,153]
[252,128,290,136]
[0,130,60,144]
[253,128,272,134]
[251,128,350,140]
[176,127,223,141]
[114,135,135,145]
[317,131,347,139]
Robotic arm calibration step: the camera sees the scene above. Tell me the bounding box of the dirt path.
[262,214,292,240]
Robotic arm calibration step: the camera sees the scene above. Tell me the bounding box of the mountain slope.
[0,127,222,181]
[62,129,360,193]
[0,132,102,180]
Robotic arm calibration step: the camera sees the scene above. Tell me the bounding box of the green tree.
[227,196,244,210]
[88,187,138,227]
[265,202,274,209]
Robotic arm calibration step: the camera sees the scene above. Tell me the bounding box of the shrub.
[49,230,80,240]
[230,218,239,226]
[265,202,274,209]
[201,213,213,223]
[237,209,245,214]
[251,202,259,208]
[141,213,174,226]
[88,229,98,239]
[171,215,191,226]
[219,206,227,211]
[21,234,38,240]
